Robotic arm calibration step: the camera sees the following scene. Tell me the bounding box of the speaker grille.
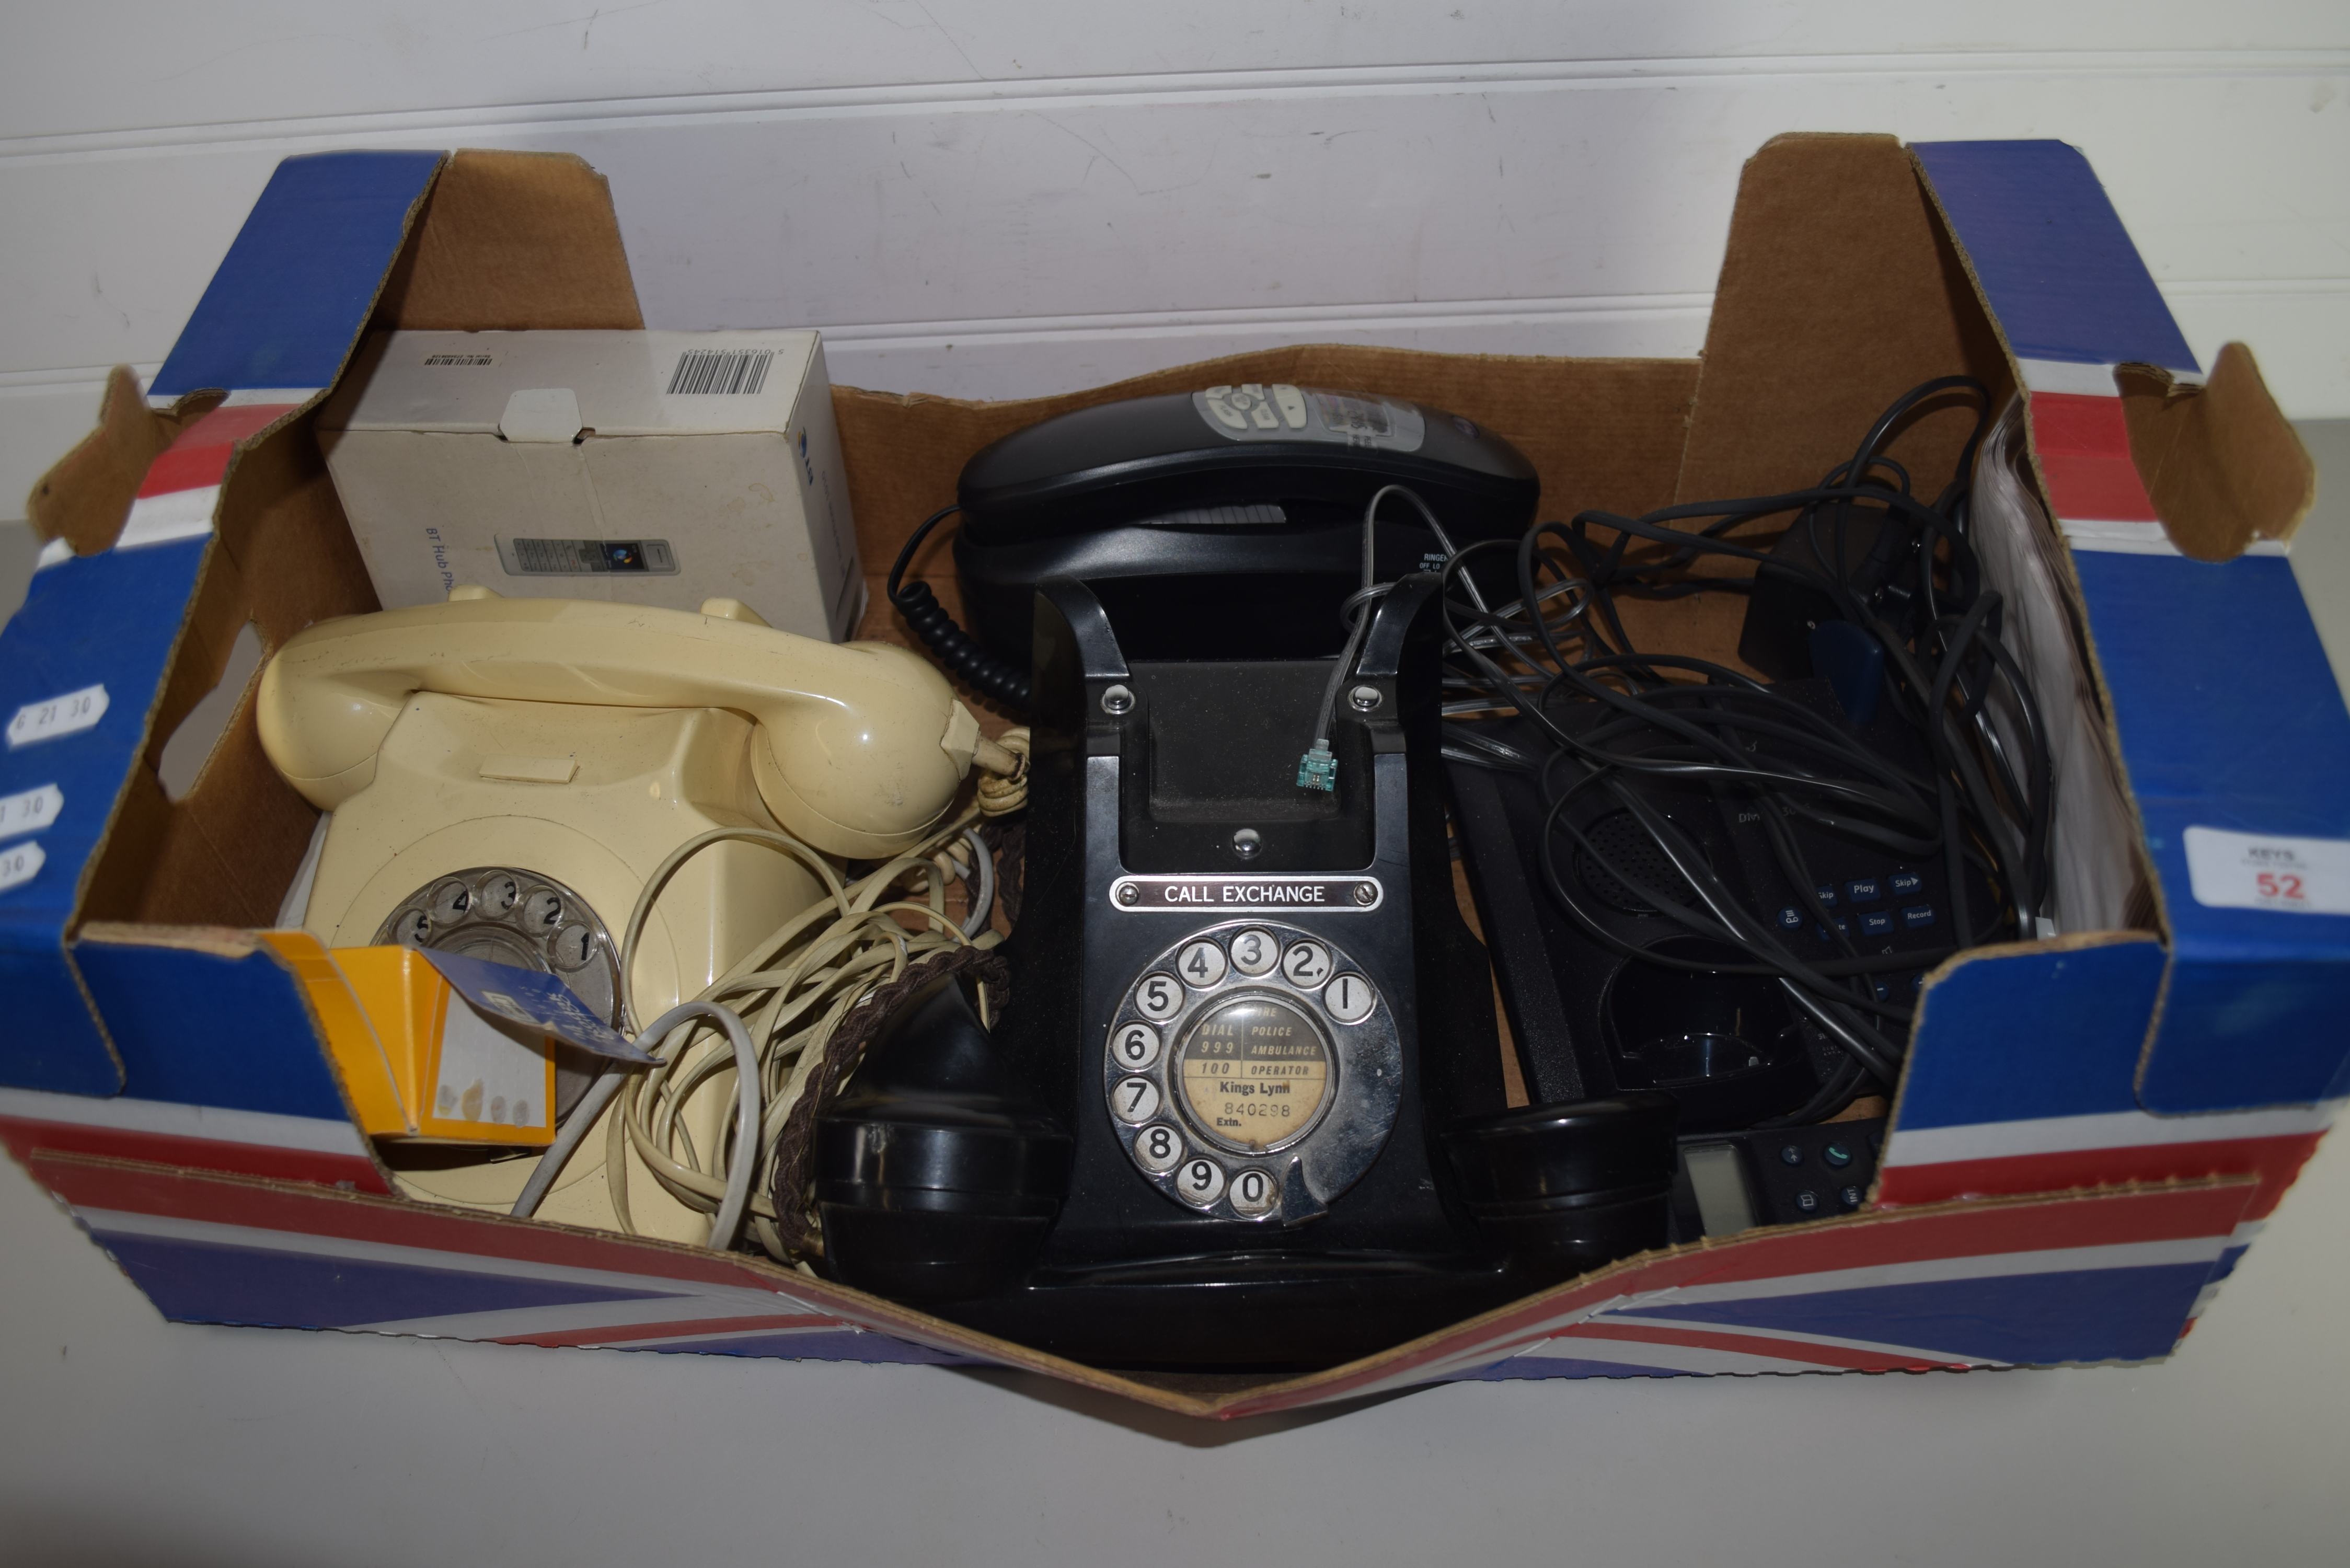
[1573,810,1702,915]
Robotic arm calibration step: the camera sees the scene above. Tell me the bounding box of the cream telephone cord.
[512,729,1027,1258]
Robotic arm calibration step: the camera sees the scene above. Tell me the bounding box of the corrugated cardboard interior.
[2116,347,2316,561]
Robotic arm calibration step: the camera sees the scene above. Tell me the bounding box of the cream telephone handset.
[258,589,989,1240]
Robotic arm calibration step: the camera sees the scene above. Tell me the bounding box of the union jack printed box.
[0,135,2340,1421]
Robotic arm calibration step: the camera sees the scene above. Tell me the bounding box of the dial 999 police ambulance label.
[2183,826,2350,916]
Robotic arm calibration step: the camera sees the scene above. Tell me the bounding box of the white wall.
[3,2,2346,521]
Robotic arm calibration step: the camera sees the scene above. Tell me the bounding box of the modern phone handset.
[257,590,987,857]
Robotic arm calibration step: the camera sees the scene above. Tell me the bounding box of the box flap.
[0,925,389,1194]
[72,926,370,1122]
[1675,133,2012,510]
[1875,934,2332,1222]
[1909,140,2199,389]
[1890,935,2168,1138]
[317,329,821,437]
[2085,545,2350,1108]
[370,148,643,333]
[0,533,215,1094]
[1913,139,2350,1113]
[152,151,444,402]
[2,152,445,1099]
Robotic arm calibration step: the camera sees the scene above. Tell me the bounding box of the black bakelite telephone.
[814,567,1681,1372]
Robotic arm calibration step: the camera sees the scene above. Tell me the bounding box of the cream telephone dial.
[259,587,989,1240]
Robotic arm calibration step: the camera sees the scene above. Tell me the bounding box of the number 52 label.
[2183,826,2350,917]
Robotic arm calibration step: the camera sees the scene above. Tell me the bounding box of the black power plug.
[1736,502,1919,681]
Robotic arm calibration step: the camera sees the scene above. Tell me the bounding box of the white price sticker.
[2183,826,2350,916]
[0,784,62,835]
[7,684,108,748]
[0,840,45,893]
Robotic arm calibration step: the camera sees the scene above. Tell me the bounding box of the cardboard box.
[1,140,2343,1421]
[316,328,863,642]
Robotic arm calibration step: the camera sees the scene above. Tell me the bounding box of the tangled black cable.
[1422,377,2051,1123]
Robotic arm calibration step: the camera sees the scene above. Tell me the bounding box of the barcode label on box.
[666,349,774,396]
[0,840,44,893]
[2183,826,2350,916]
[0,784,62,835]
[423,352,497,367]
[7,684,107,748]
[499,537,677,575]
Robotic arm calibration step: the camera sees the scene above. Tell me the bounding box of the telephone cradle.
[813,575,1681,1373]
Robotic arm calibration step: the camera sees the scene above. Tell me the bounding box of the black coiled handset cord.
[886,504,1032,710]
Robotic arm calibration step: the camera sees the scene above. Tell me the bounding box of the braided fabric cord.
[975,817,1026,926]
[768,942,1012,1256]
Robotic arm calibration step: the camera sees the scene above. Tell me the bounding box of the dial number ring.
[1111,1077,1161,1124]
[375,866,622,1031]
[1102,918,1400,1224]
[373,866,623,1126]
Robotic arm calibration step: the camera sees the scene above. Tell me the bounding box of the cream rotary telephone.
[260,587,991,1241]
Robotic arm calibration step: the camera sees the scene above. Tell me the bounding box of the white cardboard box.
[317,329,863,640]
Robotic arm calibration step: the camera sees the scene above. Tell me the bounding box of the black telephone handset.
[817,573,1680,1372]
[891,385,1541,710]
